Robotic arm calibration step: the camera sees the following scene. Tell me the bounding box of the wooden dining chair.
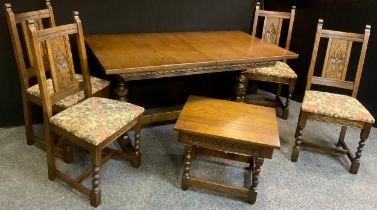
[27,12,144,207]
[4,1,110,162]
[291,19,374,174]
[236,2,297,119]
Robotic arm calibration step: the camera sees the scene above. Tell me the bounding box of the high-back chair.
[291,19,374,174]
[27,12,144,207]
[236,2,297,119]
[4,1,110,153]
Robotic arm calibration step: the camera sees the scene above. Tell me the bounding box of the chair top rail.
[14,9,50,23]
[258,10,293,19]
[36,23,78,41]
[321,29,365,42]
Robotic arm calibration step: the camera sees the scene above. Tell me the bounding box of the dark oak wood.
[3,1,109,162]
[3,1,74,162]
[85,31,298,124]
[240,2,298,120]
[291,20,373,174]
[27,12,144,207]
[175,96,280,204]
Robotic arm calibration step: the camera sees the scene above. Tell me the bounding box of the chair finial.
[366,25,371,31]
[256,2,260,6]
[73,11,79,17]
[45,0,51,6]
[4,3,12,11]
[292,5,296,9]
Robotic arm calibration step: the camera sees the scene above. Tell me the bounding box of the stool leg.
[235,73,247,102]
[248,158,264,204]
[350,124,372,174]
[90,149,101,207]
[292,111,306,162]
[182,145,193,191]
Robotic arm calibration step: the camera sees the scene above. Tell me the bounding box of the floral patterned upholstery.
[245,61,297,79]
[302,91,375,123]
[50,97,144,145]
[27,74,110,108]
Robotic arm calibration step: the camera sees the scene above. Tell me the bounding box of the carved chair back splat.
[4,1,110,154]
[3,1,76,162]
[27,12,144,207]
[237,2,297,120]
[252,2,296,55]
[28,12,92,117]
[306,19,371,98]
[4,1,55,88]
[291,19,373,175]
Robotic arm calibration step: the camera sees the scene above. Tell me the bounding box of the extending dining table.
[85,31,298,125]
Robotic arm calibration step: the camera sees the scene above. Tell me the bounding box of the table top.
[85,31,298,76]
[174,95,280,149]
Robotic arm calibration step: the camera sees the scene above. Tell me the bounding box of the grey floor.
[1,95,376,210]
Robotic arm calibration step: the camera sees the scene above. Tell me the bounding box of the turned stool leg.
[132,117,143,168]
[350,124,372,174]
[182,145,193,191]
[235,73,248,102]
[90,150,101,207]
[291,111,306,162]
[248,158,264,204]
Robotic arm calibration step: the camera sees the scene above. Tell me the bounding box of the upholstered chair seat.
[27,74,109,108]
[302,91,374,124]
[245,61,298,79]
[50,97,144,145]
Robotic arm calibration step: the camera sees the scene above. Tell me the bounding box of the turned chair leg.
[182,145,193,191]
[282,80,295,120]
[235,73,248,102]
[291,111,306,162]
[248,157,264,204]
[90,150,102,207]
[131,117,143,168]
[350,124,372,174]
[336,126,348,147]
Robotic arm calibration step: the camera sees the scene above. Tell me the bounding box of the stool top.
[174,95,280,149]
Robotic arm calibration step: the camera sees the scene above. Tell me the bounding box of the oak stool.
[175,96,280,204]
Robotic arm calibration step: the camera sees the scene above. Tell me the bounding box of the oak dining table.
[85,30,298,125]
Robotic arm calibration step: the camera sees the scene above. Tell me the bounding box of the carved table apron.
[85,31,298,125]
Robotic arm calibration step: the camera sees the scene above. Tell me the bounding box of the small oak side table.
[174,95,280,204]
